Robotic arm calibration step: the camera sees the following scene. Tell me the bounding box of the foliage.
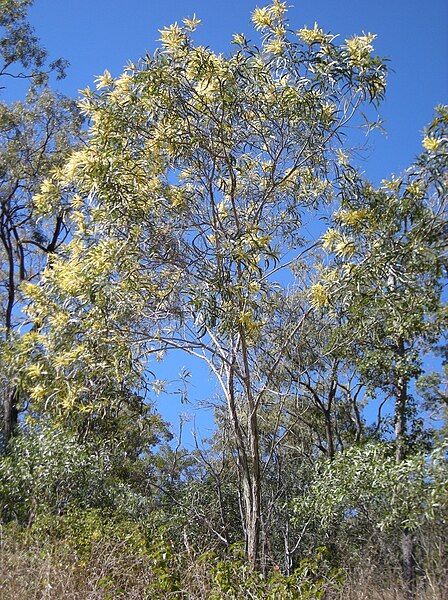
[0,0,67,88]
[16,0,388,566]
[0,422,153,523]
[0,1,446,596]
[209,545,344,599]
[316,107,447,388]
[294,442,448,536]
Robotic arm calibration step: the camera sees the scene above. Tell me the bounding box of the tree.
[0,0,66,90]
[294,442,448,579]
[314,105,447,596]
[22,1,387,567]
[0,1,82,448]
[0,89,82,445]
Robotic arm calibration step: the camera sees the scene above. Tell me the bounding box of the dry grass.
[0,535,159,599]
[1,532,447,600]
[329,567,448,600]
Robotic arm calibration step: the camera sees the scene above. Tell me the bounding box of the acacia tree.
[23,1,386,566]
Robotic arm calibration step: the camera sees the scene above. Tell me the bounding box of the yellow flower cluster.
[264,38,285,55]
[381,176,401,192]
[252,2,286,31]
[30,384,47,402]
[422,136,440,152]
[27,364,44,380]
[345,34,376,67]
[252,6,274,31]
[321,102,336,124]
[232,33,247,46]
[194,78,220,100]
[159,23,186,52]
[271,0,287,19]
[33,176,62,215]
[335,209,370,227]
[169,187,186,209]
[49,310,71,330]
[297,23,326,45]
[53,346,86,369]
[322,228,356,257]
[336,149,349,166]
[95,69,114,90]
[309,283,329,308]
[321,228,340,250]
[406,181,424,197]
[56,261,84,296]
[63,149,88,182]
[112,73,133,97]
[182,15,201,32]
[186,48,228,93]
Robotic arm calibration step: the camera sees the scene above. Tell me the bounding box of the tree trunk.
[395,339,416,600]
[2,387,18,451]
[324,409,335,460]
[242,330,262,569]
[226,360,262,569]
[246,415,261,569]
[401,529,416,600]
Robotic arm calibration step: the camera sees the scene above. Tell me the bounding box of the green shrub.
[209,545,344,599]
[0,422,147,523]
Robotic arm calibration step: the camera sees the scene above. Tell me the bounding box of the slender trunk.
[351,390,363,443]
[324,410,335,460]
[395,374,407,464]
[226,362,260,568]
[2,387,18,451]
[1,212,18,450]
[325,372,337,459]
[246,475,261,569]
[401,530,416,600]
[240,331,262,570]
[395,339,416,600]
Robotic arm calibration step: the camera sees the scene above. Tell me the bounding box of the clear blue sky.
[27,0,448,442]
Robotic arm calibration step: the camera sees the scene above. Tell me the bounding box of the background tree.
[314,105,447,597]
[0,0,66,89]
[0,89,82,446]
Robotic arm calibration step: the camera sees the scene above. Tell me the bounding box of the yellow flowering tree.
[22,1,386,567]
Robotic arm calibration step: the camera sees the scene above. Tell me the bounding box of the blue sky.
[25,0,448,442]
[30,0,448,184]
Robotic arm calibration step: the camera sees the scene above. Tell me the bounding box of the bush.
[0,422,147,523]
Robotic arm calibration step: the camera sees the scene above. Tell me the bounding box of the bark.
[395,339,416,600]
[241,331,262,569]
[0,205,18,450]
[324,409,335,460]
[401,529,417,600]
[2,389,18,450]
[395,373,407,464]
[226,359,262,569]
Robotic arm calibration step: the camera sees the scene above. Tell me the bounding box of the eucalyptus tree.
[266,285,369,459]
[315,108,447,459]
[314,106,447,596]
[0,0,67,90]
[0,0,82,447]
[22,1,386,566]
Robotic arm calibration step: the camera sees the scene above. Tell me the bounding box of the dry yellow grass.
[0,532,446,600]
